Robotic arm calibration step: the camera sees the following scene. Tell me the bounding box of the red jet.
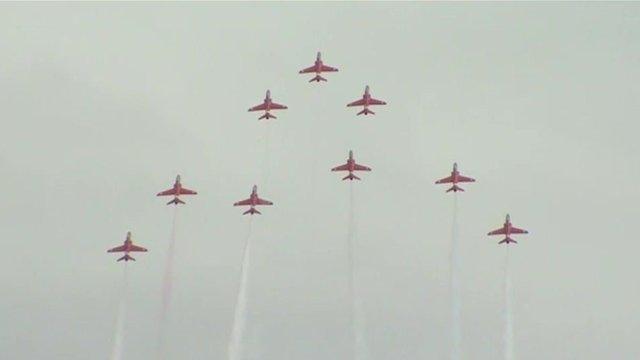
[299,52,339,82]
[331,150,371,180]
[435,163,476,192]
[347,86,387,115]
[107,231,148,262]
[248,90,288,120]
[487,214,529,244]
[156,175,197,205]
[233,185,273,215]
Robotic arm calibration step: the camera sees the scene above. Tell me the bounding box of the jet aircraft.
[331,150,371,180]
[435,163,476,192]
[233,185,273,215]
[107,231,148,262]
[156,175,197,205]
[248,90,288,120]
[347,86,387,115]
[299,52,338,82]
[487,214,529,244]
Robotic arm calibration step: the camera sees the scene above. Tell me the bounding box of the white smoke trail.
[449,193,461,360]
[347,182,355,360]
[503,246,514,360]
[347,183,370,360]
[227,217,254,360]
[158,205,179,359]
[110,263,129,360]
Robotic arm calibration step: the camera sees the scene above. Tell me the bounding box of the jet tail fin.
[117,254,135,262]
[167,197,185,205]
[259,112,276,120]
[446,185,464,193]
[309,75,327,82]
[499,237,517,245]
[357,108,374,116]
[243,207,261,215]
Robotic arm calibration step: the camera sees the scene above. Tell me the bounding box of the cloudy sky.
[1,3,639,359]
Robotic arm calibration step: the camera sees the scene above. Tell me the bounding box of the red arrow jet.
[347,86,387,115]
[156,175,197,205]
[435,163,476,192]
[233,185,273,215]
[248,90,288,120]
[299,52,338,82]
[331,150,371,180]
[107,231,148,262]
[487,214,529,244]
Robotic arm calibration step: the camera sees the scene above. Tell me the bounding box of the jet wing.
[129,244,148,252]
[270,102,288,110]
[457,175,475,183]
[234,198,252,206]
[299,65,317,74]
[320,64,338,72]
[487,227,507,236]
[369,98,387,105]
[353,163,371,171]
[157,188,177,196]
[179,188,197,195]
[435,175,454,184]
[510,227,528,234]
[256,198,273,206]
[107,245,127,253]
[347,98,366,107]
[331,163,350,171]
[248,102,268,112]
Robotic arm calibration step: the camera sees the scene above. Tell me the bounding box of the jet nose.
[176,175,181,182]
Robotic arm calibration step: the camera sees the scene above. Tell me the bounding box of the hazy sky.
[1,3,639,359]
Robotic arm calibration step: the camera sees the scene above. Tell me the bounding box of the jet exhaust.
[227,217,254,360]
[110,263,129,360]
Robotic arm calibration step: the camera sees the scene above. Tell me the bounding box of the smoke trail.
[227,217,254,360]
[347,182,355,360]
[110,263,129,360]
[158,205,179,359]
[347,183,370,360]
[503,246,514,360]
[449,193,461,360]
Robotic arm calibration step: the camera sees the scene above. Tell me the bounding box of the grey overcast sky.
[1,3,639,360]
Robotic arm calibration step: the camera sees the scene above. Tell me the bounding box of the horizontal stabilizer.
[499,238,517,245]
[309,75,327,82]
[259,112,276,120]
[117,254,135,262]
[357,108,374,116]
[446,185,464,193]
[167,197,185,205]
[342,173,361,181]
[243,207,261,215]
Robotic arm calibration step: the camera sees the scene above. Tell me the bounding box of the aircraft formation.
[106,50,529,261]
